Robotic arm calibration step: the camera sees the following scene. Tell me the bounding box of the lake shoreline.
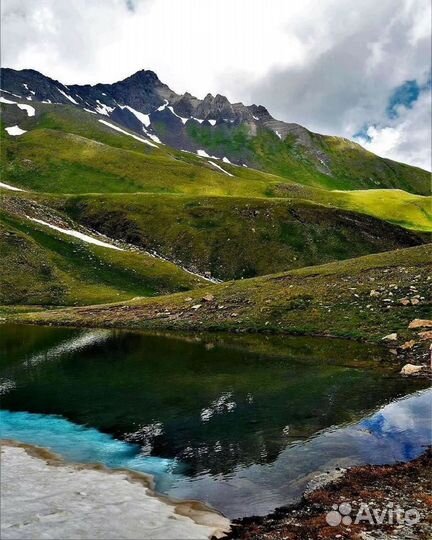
[0,439,230,540]
[228,447,432,540]
[3,316,431,379]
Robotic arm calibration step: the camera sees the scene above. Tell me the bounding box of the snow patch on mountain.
[57,88,79,105]
[148,133,162,144]
[5,125,27,136]
[18,104,35,117]
[208,161,234,177]
[22,83,36,96]
[95,100,114,116]
[0,89,23,98]
[0,96,17,105]
[28,216,124,251]
[98,119,158,147]
[157,99,169,112]
[167,106,189,124]
[120,105,151,127]
[0,96,36,117]
[0,181,26,191]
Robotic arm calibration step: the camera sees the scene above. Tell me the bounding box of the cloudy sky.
[2,0,431,170]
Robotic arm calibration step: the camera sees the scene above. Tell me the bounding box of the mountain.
[0,101,427,284]
[0,66,430,310]
[1,67,429,194]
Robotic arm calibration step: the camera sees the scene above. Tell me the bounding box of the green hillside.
[52,193,424,280]
[0,207,205,306]
[0,100,430,318]
[1,103,430,197]
[20,244,432,341]
[186,121,430,195]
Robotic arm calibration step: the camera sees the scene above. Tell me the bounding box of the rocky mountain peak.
[122,69,161,86]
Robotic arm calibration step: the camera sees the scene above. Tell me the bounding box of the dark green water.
[0,324,430,517]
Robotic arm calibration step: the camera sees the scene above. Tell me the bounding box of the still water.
[0,324,430,518]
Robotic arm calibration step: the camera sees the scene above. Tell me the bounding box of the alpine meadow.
[0,2,431,539]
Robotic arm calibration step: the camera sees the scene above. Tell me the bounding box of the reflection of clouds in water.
[25,330,111,367]
[360,401,417,435]
[169,389,432,518]
[0,378,16,395]
[124,422,164,455]
[200,392,237,422]
[358,389,431,461]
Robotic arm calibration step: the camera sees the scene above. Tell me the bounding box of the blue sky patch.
[386,80,421,119]
[354,74,431,141]
[353,125,373,142]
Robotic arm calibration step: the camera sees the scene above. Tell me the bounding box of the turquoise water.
[0,323,430,517]
[0,410,183,491]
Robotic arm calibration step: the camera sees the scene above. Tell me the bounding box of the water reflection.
[168,388,431,517]
[0,324,429,517]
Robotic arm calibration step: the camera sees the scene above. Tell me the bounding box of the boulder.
[418,330,432,341]
[202,294,215,302]
[382,333,398,341]
[400,364,423,375]
[400,340,416,350]
[408,319,432,329]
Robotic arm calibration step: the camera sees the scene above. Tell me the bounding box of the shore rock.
[418,330,432,341]
[408,319,432,329]
[400,363,423,375]
[400,340,416,350]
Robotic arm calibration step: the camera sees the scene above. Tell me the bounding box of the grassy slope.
[1,105,430,231]
[0,209,204,306]
[185,122,430,195]
[321,189,432,232]
[274,185,432,232]
[1,103,430,317]
[20,244,432,341]
[48,193,425,280]
[1,103,430,197]
[0,105,285,196]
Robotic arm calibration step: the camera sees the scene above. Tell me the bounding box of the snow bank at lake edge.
[1,441,230,540]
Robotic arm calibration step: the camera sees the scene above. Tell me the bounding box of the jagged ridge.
[1,66,429,194]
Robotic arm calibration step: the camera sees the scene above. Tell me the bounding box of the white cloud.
[356,90,432,170]
[1,0,430,169]
[0,0,310,95]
